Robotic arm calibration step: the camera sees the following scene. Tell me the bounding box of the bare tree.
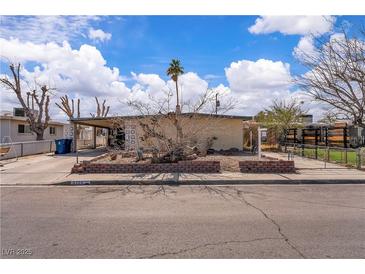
[91,97,110,118]
[121,88,235,163]
[0,63,52,140]
[55,94,80,119]
[317,110,339,125]
[56,95,110,119]
[56,95,110,142]
[295,27,365,127]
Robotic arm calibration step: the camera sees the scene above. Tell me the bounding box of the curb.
[54,179,365,186]
[2,179,364,187]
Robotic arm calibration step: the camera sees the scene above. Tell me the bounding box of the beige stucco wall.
[0,117,64,143]
[203,118,243,150]
[123,116,243,151]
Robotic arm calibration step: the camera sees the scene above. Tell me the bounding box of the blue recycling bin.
[55,139,67,154]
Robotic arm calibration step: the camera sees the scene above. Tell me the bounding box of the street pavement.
[1,184,364,258]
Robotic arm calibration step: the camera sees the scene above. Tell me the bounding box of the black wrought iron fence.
[282,143,364,169]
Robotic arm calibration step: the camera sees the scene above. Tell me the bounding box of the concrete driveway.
[1,184,364,258]
[0,148,106,185]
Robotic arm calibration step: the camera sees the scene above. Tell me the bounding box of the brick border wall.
[72,160,220,174]
[239,160,295,173]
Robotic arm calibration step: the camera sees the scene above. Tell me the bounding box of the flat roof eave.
[70,113,252,123]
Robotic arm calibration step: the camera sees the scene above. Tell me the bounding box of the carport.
[70,117,117,152]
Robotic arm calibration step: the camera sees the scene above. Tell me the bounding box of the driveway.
[1,184,364,258]
[0,148,106,185]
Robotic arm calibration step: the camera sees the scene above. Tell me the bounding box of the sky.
[0,15,364,121]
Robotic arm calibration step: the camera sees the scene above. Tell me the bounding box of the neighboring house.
[300,114,313,125]
[0,108,65,143]
[70,113,252,152]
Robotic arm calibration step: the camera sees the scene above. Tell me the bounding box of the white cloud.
[223,58,329,119]
[249,16,335,36]
[330,32,346,43]
[88,28,112,42]
[0,38,130,120]
[0,16,100,44]
[211,84,231,96]
[293,36,319,61]
[131,72,167,97]
[129,71,219,113]
[224,59,296,115]
[225,59,291,92]
[176,72,209,103]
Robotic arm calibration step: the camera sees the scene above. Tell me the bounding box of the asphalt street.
[1,184,364,258]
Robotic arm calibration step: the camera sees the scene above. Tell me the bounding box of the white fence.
[0,140,56,160]
[0,136,108,160]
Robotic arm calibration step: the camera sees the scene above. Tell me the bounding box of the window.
[18,124,32,134]
[49,126,56,135]
[14,108,25,117]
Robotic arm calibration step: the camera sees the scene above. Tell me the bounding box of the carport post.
[72,122,78,153]
[93,126,97,149]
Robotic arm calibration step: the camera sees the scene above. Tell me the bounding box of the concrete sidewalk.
[1,151,364,186]
[263,151,360,169]
[60,170,365,185]
[50,151,365,185]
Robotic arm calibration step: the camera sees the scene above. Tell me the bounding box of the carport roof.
[70,113,253,128]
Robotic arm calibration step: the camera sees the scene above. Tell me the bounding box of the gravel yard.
[198,154,260,172]
[94,152,263,172]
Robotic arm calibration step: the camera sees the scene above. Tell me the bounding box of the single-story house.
[70,113,252,152]
[0,109,67,159]
[0,109,65,143]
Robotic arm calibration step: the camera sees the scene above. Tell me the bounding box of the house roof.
[0,115,67,126]
[70,113,253,128]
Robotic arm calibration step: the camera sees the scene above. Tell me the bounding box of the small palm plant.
[166,59,184,113]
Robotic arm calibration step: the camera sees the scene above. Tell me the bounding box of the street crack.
[138,237,282,259]
[198,186,306,258]
[231,187,307,258]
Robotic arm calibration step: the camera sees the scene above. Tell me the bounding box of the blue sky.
[70,16,363,84]
[1,15,364,120]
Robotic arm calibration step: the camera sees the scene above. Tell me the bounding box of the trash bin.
[55,139,67,154]
[65,139,73,153]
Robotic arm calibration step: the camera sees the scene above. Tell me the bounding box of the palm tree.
[166,59,184,113]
